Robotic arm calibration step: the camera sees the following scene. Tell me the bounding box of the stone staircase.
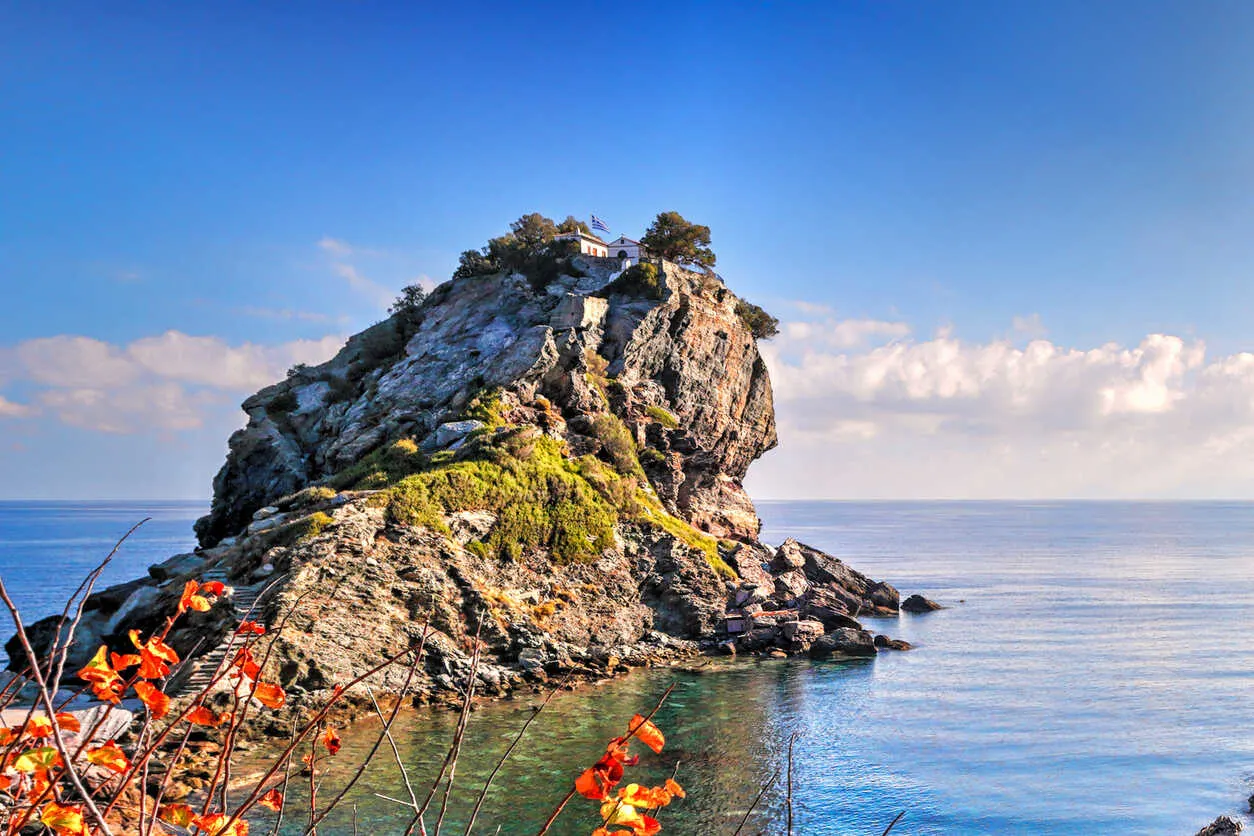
[171,569,268,697]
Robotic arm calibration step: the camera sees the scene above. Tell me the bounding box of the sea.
[2,499,1253,835]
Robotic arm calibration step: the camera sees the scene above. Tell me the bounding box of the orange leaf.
[322,727,341,756]
[194,812,249,836]
[233,647,261,681]
[158,803,197,828]
[54,713,81,733]
[664,777,685,799]
[133,681,171,719]
[0,727,13,747]
[130,630,180,678]
[77,645,123,703]
[259,788,283,811]
[236,621,265,636]
[178,580,211,615]
[253,681,285,710]
[628,715,665,754]
[23,715,52,739]
[110,652,142,671]
[40,802,84,836]
[86,741,130,775]
[576,767,609,800]
[187,706,228,727]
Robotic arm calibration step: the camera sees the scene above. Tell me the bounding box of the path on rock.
[170,569,269,698]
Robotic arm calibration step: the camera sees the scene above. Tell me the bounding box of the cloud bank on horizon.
[747,304,1254,499]
[3,295,1254,499]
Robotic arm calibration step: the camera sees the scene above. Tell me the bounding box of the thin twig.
[433,619,485,836]
[463,674,570,836]
[786,732,799,836]
[0,577,115,836]
[731,770,778,836]
[881,810,906,835]
[306,626,430,833]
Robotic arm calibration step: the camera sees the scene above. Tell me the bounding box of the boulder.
[902,594,944,613]
[148,552,206,582]
[773,571,809,606]
[736,627,779,653]
[809,628,877,659]
[1196,817,1243,836]
[429,420,486,449]
[771,539,807,571]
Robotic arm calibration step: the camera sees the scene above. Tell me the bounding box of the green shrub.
[588,414,642,477]
[598,262,663,300]
[277,485,337,510]
[272,511,335,547]
[268,389,299,415]
[464,389,507,429]
[639,447,667,467]
[735,299,780,340]
[322,375,357,404]
[644,405,679,429]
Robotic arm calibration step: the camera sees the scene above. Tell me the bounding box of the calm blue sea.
[3,500,1253,834]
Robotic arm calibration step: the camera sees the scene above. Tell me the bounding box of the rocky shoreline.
[11,249,920,735]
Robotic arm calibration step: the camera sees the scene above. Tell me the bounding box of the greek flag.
[590,215,610,234]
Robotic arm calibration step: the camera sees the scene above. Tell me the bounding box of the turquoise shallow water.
[4,500,1254,833]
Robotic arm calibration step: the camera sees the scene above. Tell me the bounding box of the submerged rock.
[874,635,913,651]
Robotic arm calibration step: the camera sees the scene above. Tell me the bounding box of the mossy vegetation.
[635,492,737,580]
[326,438,428,491]
[323,394,737,577]
[463,389,507,429]
[644,405,679,429]
[381,434,620,563]
[273,511,335,547]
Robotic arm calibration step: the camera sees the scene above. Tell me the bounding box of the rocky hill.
[13,252,905,711]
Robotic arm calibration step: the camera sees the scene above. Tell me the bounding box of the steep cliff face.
[195,259,775,548]
[15,254,904,713]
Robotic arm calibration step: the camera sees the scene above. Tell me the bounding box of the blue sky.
[5,1,1254,500]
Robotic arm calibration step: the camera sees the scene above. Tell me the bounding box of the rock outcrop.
[12,254,902,714]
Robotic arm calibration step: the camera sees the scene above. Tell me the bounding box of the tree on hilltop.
[640,211,717,268]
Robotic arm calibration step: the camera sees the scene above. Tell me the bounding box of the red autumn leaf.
[322,727,341,756]
[86,741,130,775]
[664,777,685,799]
[54,713,81,733]
[200,580,226,597]
[236,621,265,636]
[259,788,283,812]
[194,812,249,836]
[233,647,261,681]
[187,706,228,727]
[133,681,171,719]
[576,767,609,800]
[0,727,13,747]
[253,681,285,710]
[628,715,665,754]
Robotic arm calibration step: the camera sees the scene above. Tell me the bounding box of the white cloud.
[1012,313,1047,339]
[748,315,1254,499]
[0,396,35,418]
[317,237,354,257]
[0,331,344,434]
[331,263,395,309]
